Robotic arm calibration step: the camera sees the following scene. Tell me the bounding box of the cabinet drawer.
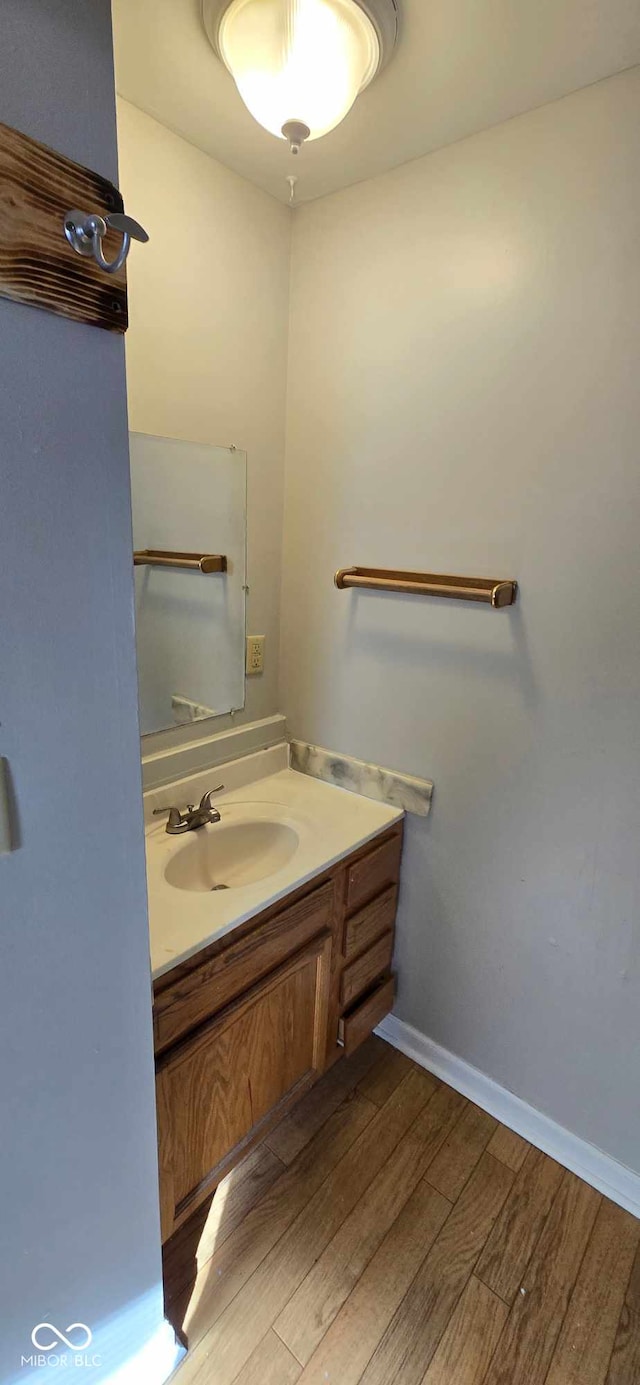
[343,885,397,961]
[154,880,334,1053]
[346,832,402,914]
[339,976,396,1056]
[340,929,394,1010]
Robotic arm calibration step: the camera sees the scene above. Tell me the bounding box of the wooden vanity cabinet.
[153,821,403,1241]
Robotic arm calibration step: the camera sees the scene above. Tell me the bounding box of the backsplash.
[143,742,288,827]
[141,713,287,790]
[289,741,433,817]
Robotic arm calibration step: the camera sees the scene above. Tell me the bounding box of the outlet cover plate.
[246,635,265,675]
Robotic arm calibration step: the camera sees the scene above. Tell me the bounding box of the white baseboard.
[376,1014,640,1218]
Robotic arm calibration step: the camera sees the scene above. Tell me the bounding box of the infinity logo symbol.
[31,1323,93,1351]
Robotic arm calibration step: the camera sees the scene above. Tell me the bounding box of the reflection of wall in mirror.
[129,433,247,736]
[116,97,290,735]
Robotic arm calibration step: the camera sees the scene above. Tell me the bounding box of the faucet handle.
[199,785,224,810]
[152,805,187,831]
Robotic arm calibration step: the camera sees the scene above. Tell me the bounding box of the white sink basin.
[164,818,300,892]
[145,759,404,979]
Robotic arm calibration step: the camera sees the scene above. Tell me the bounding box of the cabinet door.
[157,932,331,1239]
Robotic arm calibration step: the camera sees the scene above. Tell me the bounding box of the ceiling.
[112,0,640,204]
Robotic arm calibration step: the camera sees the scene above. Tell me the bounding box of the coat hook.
[64,209,149,275]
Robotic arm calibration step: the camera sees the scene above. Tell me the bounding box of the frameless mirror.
[129,432,247,735]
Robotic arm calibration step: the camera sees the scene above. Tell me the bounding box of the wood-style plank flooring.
[164,1036,640,1385]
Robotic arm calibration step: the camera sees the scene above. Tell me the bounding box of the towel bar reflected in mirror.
[134,550,227,574]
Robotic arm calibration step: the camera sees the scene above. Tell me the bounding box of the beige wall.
[282,68,640,1170]
[116,98,291,744]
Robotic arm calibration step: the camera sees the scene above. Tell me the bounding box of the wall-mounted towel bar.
[134,550,227,574]
[334,567,517,607]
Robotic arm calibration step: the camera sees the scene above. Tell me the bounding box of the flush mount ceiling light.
[202,0,398,154]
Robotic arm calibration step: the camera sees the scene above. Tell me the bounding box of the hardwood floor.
[164,1036,640,1385]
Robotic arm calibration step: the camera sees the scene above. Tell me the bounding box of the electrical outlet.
[246,635,265,675]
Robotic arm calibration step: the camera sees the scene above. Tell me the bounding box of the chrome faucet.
[153,786,224,835]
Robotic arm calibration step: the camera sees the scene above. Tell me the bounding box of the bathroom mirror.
[130,432,247,735]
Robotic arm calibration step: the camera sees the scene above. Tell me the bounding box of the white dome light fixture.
[202,0,398,154]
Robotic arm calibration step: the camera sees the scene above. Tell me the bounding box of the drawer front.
[346,832,402,914]
[343,885,397,961]
[340,929,394,1010]
[154,879,334,1053]
[339,976,396,1057]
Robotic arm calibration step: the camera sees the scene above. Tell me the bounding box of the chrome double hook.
[64,209,149,275]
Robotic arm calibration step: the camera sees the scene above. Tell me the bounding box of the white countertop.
[146,758,403,980]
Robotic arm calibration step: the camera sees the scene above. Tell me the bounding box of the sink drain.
[210,883,229,891]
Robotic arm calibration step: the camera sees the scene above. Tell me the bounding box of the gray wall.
[0,3,174,1380]
[282,68,640,1173]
